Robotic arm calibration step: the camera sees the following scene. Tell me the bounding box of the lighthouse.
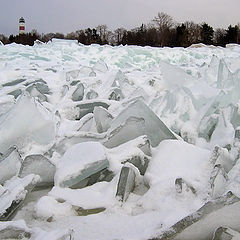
[19,17,25,35]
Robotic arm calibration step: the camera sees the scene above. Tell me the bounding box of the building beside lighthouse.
[19,17,25,35]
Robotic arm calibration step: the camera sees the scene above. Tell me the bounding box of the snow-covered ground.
[0,39,240,239]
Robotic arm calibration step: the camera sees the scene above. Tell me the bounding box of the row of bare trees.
[1,12,239,47]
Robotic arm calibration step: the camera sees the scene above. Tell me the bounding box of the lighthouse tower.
[19,17,25,35]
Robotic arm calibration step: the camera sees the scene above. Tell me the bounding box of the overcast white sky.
[0,0,239,36]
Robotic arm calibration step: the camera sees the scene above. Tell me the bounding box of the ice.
[211,146,235,173]
[212,227,240,240]
[86,89,98,99]
[71,83,84,101]
[0,146,22,184]
[93,106,113,133]
[116,166,136,202]
[108,88,124,101]
[93,60,108,72]
[7,89,23,99]
[158,192,240,240]
[55,142,109,188]
[0,175,40,221]
[19,154,56,188]
[76,101,109,119]
[210,164,228,199]
[26,84,48,102]
[0,40,240,240]
[104,116,146,148]
[0,220,32,239]
[0,93,55,153]
[108,100,176,147]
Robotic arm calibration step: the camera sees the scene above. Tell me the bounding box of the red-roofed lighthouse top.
[19,17,25,35]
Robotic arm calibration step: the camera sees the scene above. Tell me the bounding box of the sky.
[0,0,239,36]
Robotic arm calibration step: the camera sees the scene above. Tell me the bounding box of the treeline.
[0,12,239,47]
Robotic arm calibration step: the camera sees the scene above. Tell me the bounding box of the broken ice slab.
[112,70,131,88]
[136,135,152,157]
[19,154,56,188]
[210,164,228,199]
[212,227,240,240]
[66,69,80,81]
[94,106,113,133]
[0,92,55,153]
[198,114,219,141]
[93,60,108,72]
[104,116,146,148]
[122,155,149,175]
[230,104,240,130]
[154,192,240,240]
[235,127,240,139]
[105,100,176,147]
[0,174,40,221]
[210,146,235,173]
[2,78,26,87]
[71,83,84,101]
[0,146,22,185]
[61,85,69,97]
[108,88,124,101]
[7,89,23,99]
[55,142,109,188]
[86,89,98,100]
[175,178,196,195]
[0,220,32,239]
[60,160,110,189]
[116,166,136,202]
[76,101,109,119]
[217,59,233,89]
[26,84,48,102]
[49,131,106,156]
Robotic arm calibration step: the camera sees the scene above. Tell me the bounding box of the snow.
[0,40,240,239]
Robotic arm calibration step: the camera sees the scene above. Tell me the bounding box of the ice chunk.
[93,60,108,72]
[55,142,109,188]
[104,116,146,148]
[76,101,109,119]
[108,100,176,147]
[2,78,26,87]
[7,89,23,99]
[108,88,124,101]
[198,114,219,141]
[210,146,235,173]
[86,89,98,100]
[0,220,32,239]
[212,227,240,240]
[26,84,47,102]
[210,164,228,199]
[71,83,84,101]
[217,59,232,89]
[19,154,56,188]
[0,93,55,152]
[122,155,149,175]
[158,192,240,240]
[0,175,40,221]
[116,166,136,202]
[66,69,80,81]
[61,85,69,98]
[94,106,113,133]
[0,146,22,184]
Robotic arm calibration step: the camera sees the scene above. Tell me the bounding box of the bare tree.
[114,28,127,45]
[152,12,174,46]
[96,25,108,44]
[184,21,201,45]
